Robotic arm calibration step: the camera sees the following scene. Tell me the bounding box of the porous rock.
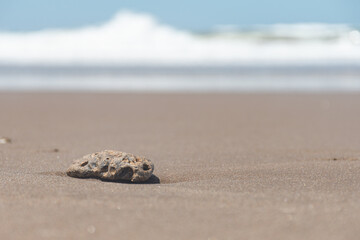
[66,150,154,182]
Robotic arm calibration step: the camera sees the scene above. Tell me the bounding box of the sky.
[0,0,359,31]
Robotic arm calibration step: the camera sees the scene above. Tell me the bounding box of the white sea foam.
[0,11,359,66]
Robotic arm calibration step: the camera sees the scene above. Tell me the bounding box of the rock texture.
[66,150,154,183]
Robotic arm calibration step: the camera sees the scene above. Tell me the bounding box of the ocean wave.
[0,11,359,65]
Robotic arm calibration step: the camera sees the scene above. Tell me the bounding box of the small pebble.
[0,137,11,144]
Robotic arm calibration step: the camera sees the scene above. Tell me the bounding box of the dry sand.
[1,93,360,240]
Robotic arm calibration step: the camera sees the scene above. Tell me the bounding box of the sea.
[0,11,359,92]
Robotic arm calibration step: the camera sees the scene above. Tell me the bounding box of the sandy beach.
[1,92,360,240]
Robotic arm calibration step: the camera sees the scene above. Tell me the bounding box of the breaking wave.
[0,10,360,66]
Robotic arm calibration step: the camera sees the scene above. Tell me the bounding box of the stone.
[66,150,154,183]
[0,137,11,144]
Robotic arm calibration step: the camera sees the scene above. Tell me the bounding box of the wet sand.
[1,92,360,240]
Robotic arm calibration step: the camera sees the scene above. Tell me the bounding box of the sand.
[1,92,360,240]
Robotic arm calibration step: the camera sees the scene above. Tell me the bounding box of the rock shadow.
[39,171,160,184]
[100,174,161,184]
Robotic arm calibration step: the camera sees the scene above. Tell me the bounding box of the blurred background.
[0,0,359,91]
